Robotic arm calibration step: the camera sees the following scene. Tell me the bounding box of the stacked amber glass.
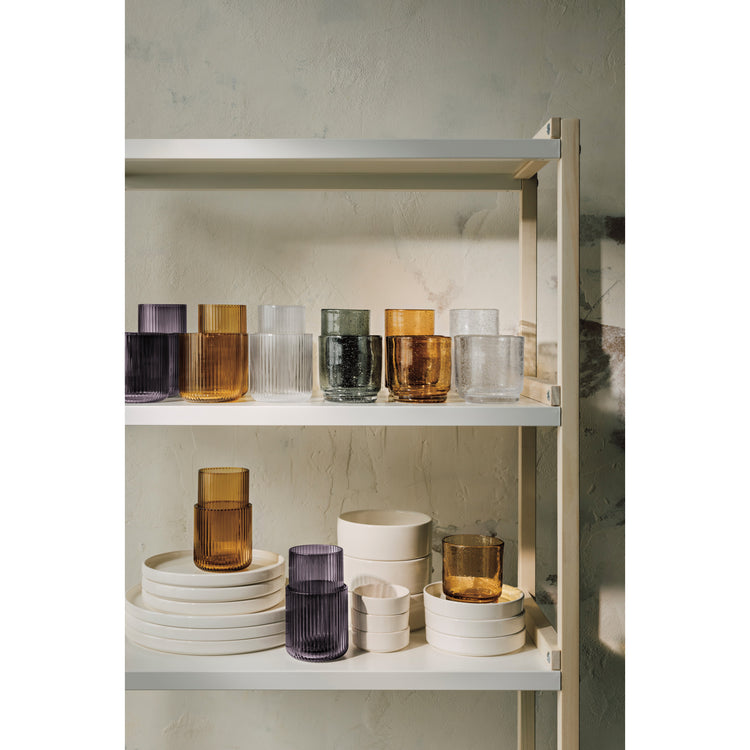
[193,467,252,571]
[385,309,451,403]
[179,304,248,402]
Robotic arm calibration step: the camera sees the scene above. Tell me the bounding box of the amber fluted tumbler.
[386,335,451,402]
[198,304,248,396]
[194,467,252,571]
[442,534,504,603]
[179,333,246,402]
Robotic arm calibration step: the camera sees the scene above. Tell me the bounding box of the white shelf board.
[125,138,559,190]
[126,629,560,691]
[125,395,560,427]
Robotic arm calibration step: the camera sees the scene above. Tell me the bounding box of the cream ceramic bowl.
[344,554,431,594]
[425,626,526,657]
[425,608,526,638]
[409,593,425,631]
[350,609,409,633]
[337,509,432,561]
[351,626,410,653]
[423,582,524,620]
[350,583,411,615]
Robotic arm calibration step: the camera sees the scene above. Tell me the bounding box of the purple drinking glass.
[138,304,187,397]
[288,544,344,588]
[125,332,170,403]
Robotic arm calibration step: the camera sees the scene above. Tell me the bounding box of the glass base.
[323,389,379,403]
[251,392,313,402]
[391,390,448,403]
[180,392,243,402]
[463,393,521,403]
[126,391,169,403]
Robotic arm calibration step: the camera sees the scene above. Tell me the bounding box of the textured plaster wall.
[125,2,625,748]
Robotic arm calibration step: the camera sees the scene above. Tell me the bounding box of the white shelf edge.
[125,396,561,428]
[125,630,561,692]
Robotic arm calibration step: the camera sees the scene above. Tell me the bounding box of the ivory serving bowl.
[343,554,431,594]
[351,583,411,616]
[424,608,526,638]
[350,609,409,633]
[423,582,524,620]
[425,626,526,657]
[409,592,425,631]
[337,509,432,561]
[351,626,410,653]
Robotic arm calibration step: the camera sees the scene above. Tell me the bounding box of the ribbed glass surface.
[194,503,252,571]
[258,304,305,334]
[384,309,434,337]
[198,305,248,396]
[320,308,370,336]
[386,335,452,403]
[248,333,312,402]
[442,534,504,603]
[319,335,382,403]
[454,335,524,402]
[198,467,249,508]
[288,544,344,588]
[179,333,245,402]
[285,581,349,661]
[138,304,188,334]
[125,332,170,403]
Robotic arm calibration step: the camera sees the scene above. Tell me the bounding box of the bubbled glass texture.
[454,335,524,402]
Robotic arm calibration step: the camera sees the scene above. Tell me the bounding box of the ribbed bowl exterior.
[285,581,349,661]
[179,333,245,402]
[248,333,312,402]
[288,544,344,588]
[125,332,170,403]
[386,335,452,403]
[258,304,305,334]
[454,335,524,402]
[198,467,249,508]
[319,335,382,402]
[193,503,252,571]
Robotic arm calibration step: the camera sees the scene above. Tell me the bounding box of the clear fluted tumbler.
[125,332,170,403]
[138,304,187,397]
[386,335,451,402]
[454,334,524,402]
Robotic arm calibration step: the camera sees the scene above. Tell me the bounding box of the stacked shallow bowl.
[338,509,432,631]
[423,582,526,656]
[125,549,286,654]
[350,583,411,653]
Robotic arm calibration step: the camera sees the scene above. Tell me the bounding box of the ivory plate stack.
[423,582,526,657]
[125,549,286,655]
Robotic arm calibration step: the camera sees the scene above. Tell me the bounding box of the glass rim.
[289,544,343,556]
[249,332,312,338]
[318,333,381,340]
[321,308,370,314]
[442,534,504,548]
[199,467,249,476]
[180,332,247,338]
[193,503,251,511]
[125,331,170,337]
[453,334,523,341]
[285,583,347,596]
[386,334,451,341]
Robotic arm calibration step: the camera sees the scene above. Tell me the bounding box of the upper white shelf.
[125,138,560,190]
[125,396,560,428]
[126,629,560,691]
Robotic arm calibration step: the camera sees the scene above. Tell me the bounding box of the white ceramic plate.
[423,582,524,620]
[140,585,285,616]
[125,611,286,641]
[338,509,432,561]
[425,608,525,638]
[351,626,410,653]
[142,549,285,587]
[351,583,410,615]
[141,574,284,602]
[344,554,431,594]
[350,608,409,633]
[425,626,526,657]
[126,627,286,655]
[126,585,285,628]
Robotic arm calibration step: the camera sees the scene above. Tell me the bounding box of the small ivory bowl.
[337,509,432,561]
[351,609,409,633]
[425,608,526,638]
[352,626,410,653]
[351,583,410,616]
[344,555,431,594]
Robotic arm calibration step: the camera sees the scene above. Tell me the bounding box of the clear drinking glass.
[449,308,499,394]
[125,332,170,403]
[442,534,504,603]
[454,334,524,402]
[249,304,312,402]
[179,332,245,402]
[386,335,451,402]
[137,304,187,397]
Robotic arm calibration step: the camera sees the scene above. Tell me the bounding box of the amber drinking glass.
[194,468,252,571]
[442,534,504,603]
[198,304,248,396]
[386,335,451,402]
[384,309,435,337]
[179,333,245,402]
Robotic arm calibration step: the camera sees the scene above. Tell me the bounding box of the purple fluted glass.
[125,332,170,403]
[138,304,187,397]
[285,580,349,662]
[288,544,344,588]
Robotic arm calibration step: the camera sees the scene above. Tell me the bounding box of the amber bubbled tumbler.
[386,335,451,403]
[442,534,504,603]
[193,467,252,571]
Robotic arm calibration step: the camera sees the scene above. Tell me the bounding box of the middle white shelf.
[125,395,560,427]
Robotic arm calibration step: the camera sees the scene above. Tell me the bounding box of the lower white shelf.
[125,629,561,691]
